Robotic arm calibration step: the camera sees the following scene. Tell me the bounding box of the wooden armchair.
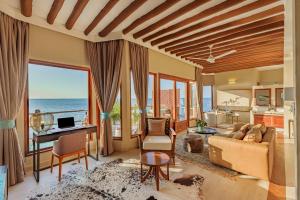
[50,131,88,181]
[138,117,176,164]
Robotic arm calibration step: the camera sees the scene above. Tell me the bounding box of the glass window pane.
[28,63,88,151]
[176,81,187,121]
[147,74,154,117]
[160,79,174,118]
[131,73,140,135]
[111,89,121,137]
[190,83,198,118]
[203,85,213,112]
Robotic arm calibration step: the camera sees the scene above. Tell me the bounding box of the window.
[203,85,213,112]
[111,89,121,138]
[26,62,89,153]
[131,72,140,135]
[147,74,155,117]
[176,82,187,121]
[160,78,175,119]
[190,82,199,118]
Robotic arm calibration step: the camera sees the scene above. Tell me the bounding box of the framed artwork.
[255,89,271,106]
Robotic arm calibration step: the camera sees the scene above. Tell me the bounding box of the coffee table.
[140,152,170,191]
[188,127,217,136]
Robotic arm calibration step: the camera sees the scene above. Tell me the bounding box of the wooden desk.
[32,125,98,182]
[0,166,7,200]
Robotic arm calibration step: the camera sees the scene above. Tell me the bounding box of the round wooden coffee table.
[140,152,170,191]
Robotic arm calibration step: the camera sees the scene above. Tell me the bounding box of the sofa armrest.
[208,136,272,180]
[169,128,176,151]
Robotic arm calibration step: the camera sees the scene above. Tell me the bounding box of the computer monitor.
[57,117,75,129]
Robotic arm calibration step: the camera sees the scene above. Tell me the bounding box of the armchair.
[138,117,176,164]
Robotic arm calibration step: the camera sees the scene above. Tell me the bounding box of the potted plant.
[196,119,207,131]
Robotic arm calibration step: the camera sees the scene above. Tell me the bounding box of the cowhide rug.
[27,159,205,200]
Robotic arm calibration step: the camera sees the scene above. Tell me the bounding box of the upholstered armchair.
[138,118,176,164]
[51,131,88,181]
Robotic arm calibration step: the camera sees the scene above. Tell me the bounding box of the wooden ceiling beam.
[143,0,244,42]
[180,29,283,58]
[173,21,284,56]
[151,0,279,46]
[122,0,180,35]
[133,0,210,39]
[65,0,89,30]
[203,60,283,73]
[158,5,284,49]
[20,0,32,17]
[47,0,65,24]
[187,39,283,59]
[166,15,283,52]
[84,0,119,35]
[99,0,148,37]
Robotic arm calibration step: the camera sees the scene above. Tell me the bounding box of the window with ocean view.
[190,83,213,118]
[203,85,213,112]
[131,72,140,135]
[176,81,187,121]
[147,74,155,117]
[27,63,89,153]
[160,79,175,119]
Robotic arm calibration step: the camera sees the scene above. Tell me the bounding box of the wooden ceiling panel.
[180,29,283,58]
[20,0,32,17]
[151,0,279,46]
[99,0,148,37]
[47,0,65,24]
[172,21,284,56]
[84,0,119,35]
[122,0,180,35]
[65,0,89,30]
[143,0,244,42]
[158,5,284,49]
[166,14,283,52]
[132,0,210,39]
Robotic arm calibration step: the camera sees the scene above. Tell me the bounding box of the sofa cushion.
[232,130,246,140]
[240,123,250,134]
[148,119,166,136]
[253,123,267,135]
[243,128,262,143]
[143,136,172,150]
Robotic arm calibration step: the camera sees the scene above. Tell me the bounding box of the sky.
[29,63,88,99]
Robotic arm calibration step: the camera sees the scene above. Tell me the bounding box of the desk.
[32,125,98,182]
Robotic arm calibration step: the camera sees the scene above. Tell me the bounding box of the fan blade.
[186,57,207,61]
[214,50,237,59]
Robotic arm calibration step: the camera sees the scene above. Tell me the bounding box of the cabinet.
[254,114,283,128]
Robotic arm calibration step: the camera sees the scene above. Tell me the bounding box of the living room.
[0,0,299,200]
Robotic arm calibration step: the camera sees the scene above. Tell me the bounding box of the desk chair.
[50,131,88,181]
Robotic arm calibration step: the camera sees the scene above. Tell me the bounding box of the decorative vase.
[197,126,204,132]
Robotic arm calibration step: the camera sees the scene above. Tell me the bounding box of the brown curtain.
[0,12,28,186]
[195,67,203,119]
[86,40,123,156]
[129,42,149,133]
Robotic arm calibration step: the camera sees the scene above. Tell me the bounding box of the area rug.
[176,132,239,178]
[27,159,205,200]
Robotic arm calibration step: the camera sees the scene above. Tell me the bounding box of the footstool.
[183,135,204,153]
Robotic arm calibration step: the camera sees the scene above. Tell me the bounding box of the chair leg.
[50,154,54,173]
[58,157,63,181]
[78,153,80,163]
[84,150,88,170]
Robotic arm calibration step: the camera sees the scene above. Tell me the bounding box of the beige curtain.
[129,42,149,133]
[86,40,123,156]
[195,67,203,119]
[0,12,28,186]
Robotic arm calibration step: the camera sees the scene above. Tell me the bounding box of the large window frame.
[24,60,92,156]
[158,73,190,131]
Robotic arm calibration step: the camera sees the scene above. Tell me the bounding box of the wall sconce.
[228,78,237,85]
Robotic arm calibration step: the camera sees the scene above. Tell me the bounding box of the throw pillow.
[148,119,166,136]
[240,123,250,134]
[243,128,262,143]
[253,123,267,135]
[232,130,246,140]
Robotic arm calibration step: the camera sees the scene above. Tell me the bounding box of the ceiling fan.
[187,44,237,64]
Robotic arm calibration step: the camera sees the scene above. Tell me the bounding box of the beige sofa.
[208,126,275,180]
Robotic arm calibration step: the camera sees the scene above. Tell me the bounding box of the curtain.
[86,40,123,156]
[0,12,28,186]
[195,67,203,119]
[129,42,149,133]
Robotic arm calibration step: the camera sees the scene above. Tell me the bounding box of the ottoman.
[183,135,204,153]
